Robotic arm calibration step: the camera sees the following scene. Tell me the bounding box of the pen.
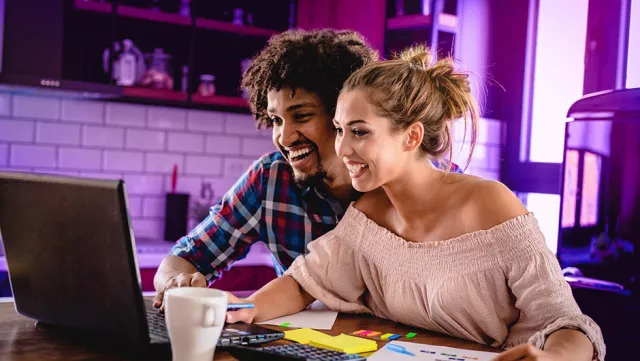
[386,343,415,356]
[227,303,255,311]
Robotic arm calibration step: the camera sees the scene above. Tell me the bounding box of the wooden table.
[0,300,500,360]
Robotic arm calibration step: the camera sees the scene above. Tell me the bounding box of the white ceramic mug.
[165,288,228,361]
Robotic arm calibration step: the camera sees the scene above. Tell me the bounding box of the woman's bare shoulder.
[461,178,529,230]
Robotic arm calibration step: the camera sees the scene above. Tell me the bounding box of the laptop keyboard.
[144,309,284,346]
[145,310,169,342]
[145,310,238,341]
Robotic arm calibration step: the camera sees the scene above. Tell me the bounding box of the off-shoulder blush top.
[284,205,605,360]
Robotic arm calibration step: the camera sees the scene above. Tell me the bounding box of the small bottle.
[117,39,136,86]
[198,74,216,96]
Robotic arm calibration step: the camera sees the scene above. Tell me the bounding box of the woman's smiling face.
[333,89,413,192]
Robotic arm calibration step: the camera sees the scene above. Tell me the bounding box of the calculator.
[227,344,367,360]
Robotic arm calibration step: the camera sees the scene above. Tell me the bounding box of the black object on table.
[227,344,366,361]
[164,193,190,241]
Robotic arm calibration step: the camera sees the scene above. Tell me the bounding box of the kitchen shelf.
[121,87,248,109]
[192,94,249,108]
[387,13,458,33]
[195,18,277,38]
[74,0,277,37]
[123,87,188,102]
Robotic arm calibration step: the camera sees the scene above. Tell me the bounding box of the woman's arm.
[544,329,594,360]
[226,275,316,324]
[471,181,603,361]
[492,329,594,361]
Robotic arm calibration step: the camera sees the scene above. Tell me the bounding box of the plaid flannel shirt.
[170,151,460,283]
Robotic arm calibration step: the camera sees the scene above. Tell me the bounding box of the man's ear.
[404,122,424,152]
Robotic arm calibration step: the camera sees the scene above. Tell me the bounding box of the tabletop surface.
[0,300,500,360]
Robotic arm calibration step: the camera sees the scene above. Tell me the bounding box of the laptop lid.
[0,171,150,344]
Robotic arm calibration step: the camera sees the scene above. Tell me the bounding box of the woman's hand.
[491,344,565,361]
[225,292,257,324]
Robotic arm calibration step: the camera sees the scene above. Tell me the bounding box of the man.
[153,29,458,308]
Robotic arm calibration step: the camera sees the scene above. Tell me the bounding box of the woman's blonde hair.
[342,45,479,170]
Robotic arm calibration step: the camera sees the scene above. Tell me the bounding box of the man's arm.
[153,157,267,308]
[152,256,204,309]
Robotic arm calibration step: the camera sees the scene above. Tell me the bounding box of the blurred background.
[0,0,638,359]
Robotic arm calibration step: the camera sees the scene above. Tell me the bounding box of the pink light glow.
[580,152,601,227]
[561,150,579,228]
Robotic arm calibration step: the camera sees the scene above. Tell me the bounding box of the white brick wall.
[36,122,81,145]
[126,129,166,151]
[61,100,104,124]
[146,153,185,173]
[83,125,124,148]
[124,174,164,195]
[168,132,205,153]
[0,143,8,166]
[127,195,144,218]
[11,144,57,168]
[206,135,241,155]
[143,196,166,218]
[241,138,276,157]
[12,95,60,120]
[187,110,225,133]
[106,103,146,127]
[59,147,101,170]
[185,155,222,176]
[0,119,34,142]
[0,92,504,241]
[0,94,11,116]
[148,106,186,130]
[104,150,144,172]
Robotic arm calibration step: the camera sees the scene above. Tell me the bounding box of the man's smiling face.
[267,87,338,188]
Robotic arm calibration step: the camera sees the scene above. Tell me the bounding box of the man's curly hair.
[241,29,379,128]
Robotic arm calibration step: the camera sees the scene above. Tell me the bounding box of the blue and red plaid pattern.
[170,151,460,283]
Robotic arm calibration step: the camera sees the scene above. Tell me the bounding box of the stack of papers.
[256,309,338,330]
[368,341,499,360]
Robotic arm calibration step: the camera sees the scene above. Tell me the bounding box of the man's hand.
[491,344,560,361]
[225,292,257,324]
[153,272,207,311]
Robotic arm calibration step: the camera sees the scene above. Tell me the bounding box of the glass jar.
[141,48,174,90]
[198,74,216,96]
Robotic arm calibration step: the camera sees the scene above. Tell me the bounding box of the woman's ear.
[404,122,424,152]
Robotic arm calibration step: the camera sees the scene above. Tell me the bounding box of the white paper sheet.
[367,341,499,361]
[256,301,338,330]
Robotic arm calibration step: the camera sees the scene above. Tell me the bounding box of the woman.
[226,46,605,361]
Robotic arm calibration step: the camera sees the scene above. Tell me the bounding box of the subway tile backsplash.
[0,93,502,241]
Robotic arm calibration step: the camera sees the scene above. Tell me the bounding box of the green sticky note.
[406,332,417,338]
[280,322,291,327]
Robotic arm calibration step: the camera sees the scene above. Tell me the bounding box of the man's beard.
[293,164,328,189]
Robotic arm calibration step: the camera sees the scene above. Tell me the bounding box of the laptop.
[0,171,284,347]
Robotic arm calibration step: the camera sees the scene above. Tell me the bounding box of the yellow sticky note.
[380,333,395,340]
[284,328,333,345]
[309,333,378,354]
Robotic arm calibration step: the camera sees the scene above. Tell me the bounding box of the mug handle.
[203,305,216,327]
